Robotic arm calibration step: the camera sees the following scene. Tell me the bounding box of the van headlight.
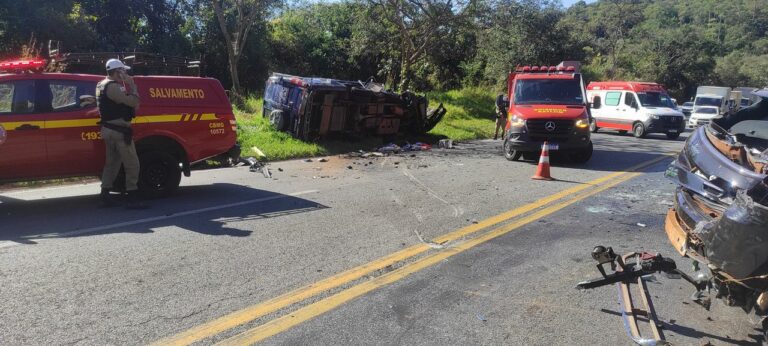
[574,116,589,129]
[509,115,525,128]
[650,114,659,120]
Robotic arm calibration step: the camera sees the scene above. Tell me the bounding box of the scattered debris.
[241,156,272,178]
[402,142,431,151]
[438,139,454,149]
[636,223,647,228]
[475,314,487,322]
[251,146,267,158]
[319,158,329,162]
[379,143,401,154]
[304,158,313,162]
[278,168,284,172]
[347,166,353,170]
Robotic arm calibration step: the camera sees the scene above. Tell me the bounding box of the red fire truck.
[0,58,240,196]
[502,62,593,163]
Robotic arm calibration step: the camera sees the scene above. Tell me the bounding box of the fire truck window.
[0,83,12,113]
[7,80,36,114]
[604,92,621,106]
[48,80,96,111]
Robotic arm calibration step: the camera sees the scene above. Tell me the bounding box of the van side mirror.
[591,96,601,109]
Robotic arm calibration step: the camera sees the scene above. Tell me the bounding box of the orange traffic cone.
[531,141,554,181]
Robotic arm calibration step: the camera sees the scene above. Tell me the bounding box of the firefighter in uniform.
[494,93,509,140]
[97,59,147,209]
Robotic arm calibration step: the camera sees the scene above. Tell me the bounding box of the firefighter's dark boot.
[125,190,149,210]
[99,188,117,208]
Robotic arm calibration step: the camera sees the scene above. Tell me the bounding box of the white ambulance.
[586,81,686,139]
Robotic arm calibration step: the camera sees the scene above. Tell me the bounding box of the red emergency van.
[586,81,685,139]
[503,62,593,163]
[0,59,239,196]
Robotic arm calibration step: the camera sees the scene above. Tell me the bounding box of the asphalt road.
[0,131,762,345]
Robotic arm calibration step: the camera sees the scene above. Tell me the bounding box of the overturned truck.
[262,73,446,140]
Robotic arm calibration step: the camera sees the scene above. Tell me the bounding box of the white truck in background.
[735,86,759,107]
[693,86,731,116]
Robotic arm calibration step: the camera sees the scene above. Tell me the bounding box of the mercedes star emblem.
[545,121,556,132]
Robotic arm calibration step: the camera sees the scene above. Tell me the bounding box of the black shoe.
[99,188,117,208]
[125,191,149,210]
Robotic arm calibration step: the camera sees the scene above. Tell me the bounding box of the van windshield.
[514,78,583,105]
[695,97,722,107]
[636,92,675,108]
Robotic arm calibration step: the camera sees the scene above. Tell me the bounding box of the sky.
[562,0,597,7]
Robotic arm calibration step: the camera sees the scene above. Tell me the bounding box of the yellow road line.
[152,154,672,346]
[217,171,644,345]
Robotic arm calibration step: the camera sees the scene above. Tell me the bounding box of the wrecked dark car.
[664,118,768,313]
[575,92,768,344]
[262,73,446,140]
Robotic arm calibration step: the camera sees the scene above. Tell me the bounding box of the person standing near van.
[97,59,146,209]
[494,93,509,140]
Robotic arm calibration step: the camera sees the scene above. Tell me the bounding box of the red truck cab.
[0,59,239,196]
[503,62,592,163]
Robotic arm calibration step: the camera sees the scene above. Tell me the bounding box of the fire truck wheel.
[589,119,599,133]
[138,151,182,198]
[570,141,593,164]
[269,110,286,131]
[503,138,522,161]
[666,132,681,140]
[632,122,647,138]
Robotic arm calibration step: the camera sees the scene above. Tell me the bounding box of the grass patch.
[426,87,497,140]
[235,102,325,161]
[233,87,497,161]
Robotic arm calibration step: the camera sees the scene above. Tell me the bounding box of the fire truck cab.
[503,62,593,163]
[0,59,240,196]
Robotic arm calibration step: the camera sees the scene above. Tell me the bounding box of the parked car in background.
[680,101,694,118]
[688,106,721,127]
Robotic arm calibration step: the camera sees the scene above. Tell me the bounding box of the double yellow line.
[153,155,672,346]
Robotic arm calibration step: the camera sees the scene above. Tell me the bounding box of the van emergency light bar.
[514,65,576,73]
[0,59,47,72]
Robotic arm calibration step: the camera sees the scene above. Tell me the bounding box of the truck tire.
[138,151,181,198]
[632,122,647,138]
[269,110,286,131]
[666,132,681,140]
[570,141,593,164]
[503,138,522,161]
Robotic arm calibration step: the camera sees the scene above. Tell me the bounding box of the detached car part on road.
[262,73,446,140]
[0,58,240,197]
